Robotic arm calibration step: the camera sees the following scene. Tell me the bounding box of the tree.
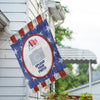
[55,64,89,94]
[55,6,74,94]
[95,64,100,71]
[55,27,73,46]
[47,4,90,96]
[55,64,79,94]
[55,6,73,46]
[55,5,90,94]
[76,64,89,85]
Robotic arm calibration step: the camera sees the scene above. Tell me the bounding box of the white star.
[14,49,18,55]
[20,46,22,50]
[53,65,56,67]
[39,32,43,35]
[58,58,63,63]
[34,25,37,30]
[24,68,27,73]
[20,57,22,62]
[32,77,36,80]
[53,51,56,56]
[48,38,52,43]
[46,26,50,32]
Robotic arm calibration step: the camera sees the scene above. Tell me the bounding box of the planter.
[52,95,92,100]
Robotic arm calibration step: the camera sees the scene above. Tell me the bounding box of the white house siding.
[0,33,27,100]
[68,81,100,100]
[28,0,55,38]
[0,0,27,33]
[0,0,56,100]
[0,0,28,100]
[28,0,39,21]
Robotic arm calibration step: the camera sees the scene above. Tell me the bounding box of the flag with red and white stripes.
[10,14,69,92]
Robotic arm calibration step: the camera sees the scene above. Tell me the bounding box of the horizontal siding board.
[0,87,26,95]
[0,69,24,77]
[4,13,26,22]
[0,50,16,59]
[0,40,11,49]
[0,59,19,68]
[0,33,11,40]
[0,4,26,12]
[9,22,26,31]
[0,0,25,3]
[0,78,25,86]
[0,97,26,100]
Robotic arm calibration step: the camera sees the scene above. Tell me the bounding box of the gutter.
[0,10,11,35]
[0,10,9,26]
[54,20,64,27]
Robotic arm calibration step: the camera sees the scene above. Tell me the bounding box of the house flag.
[10,14,69,92]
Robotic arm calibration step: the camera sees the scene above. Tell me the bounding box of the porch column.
[89,60,92,93]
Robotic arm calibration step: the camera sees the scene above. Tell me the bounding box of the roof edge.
[57,46,97,64]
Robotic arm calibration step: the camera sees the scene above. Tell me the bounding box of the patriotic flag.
[10,14,69,92]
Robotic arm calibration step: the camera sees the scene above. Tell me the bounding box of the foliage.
[55,5,73,46]
[55,27,73,46]
[55,5,89,93]
[55,64,89,94]
[54,5,74,93]
[55,64,79,94]
[62,6,70,13]
[76,64,89,85]
[79,92,92,100]
[44,90,92,100]
[95,64,100,71]
[54,4,89,98]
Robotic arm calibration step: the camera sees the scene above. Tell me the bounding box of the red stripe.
[18,28,25,37]
[41,81,47,87]
[59,70,66,77]
[36,14,43,24]
[10,35,17,43]
[34,86,39,92]
[50,76,56,83]
[27,21,34,30]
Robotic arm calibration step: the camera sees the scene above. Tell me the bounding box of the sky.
[58,0,100,67]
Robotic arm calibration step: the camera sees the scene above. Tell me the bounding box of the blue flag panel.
[10,14,69,92]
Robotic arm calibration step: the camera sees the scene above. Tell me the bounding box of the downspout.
[54,20,64,27]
